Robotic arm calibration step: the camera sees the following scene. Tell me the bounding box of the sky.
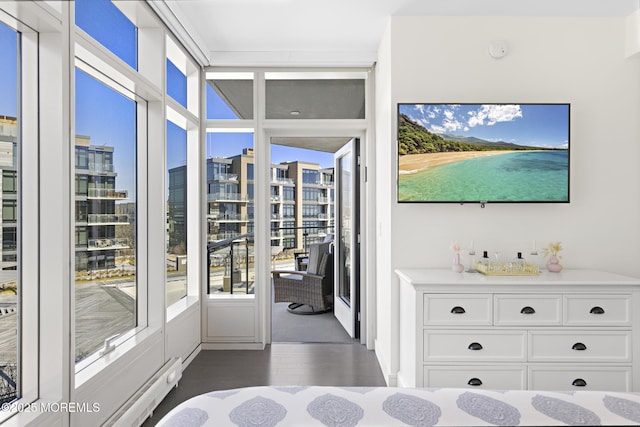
[0,22,17,117]
[0,0,333,203]
[400,103,570,149]
[75,69,137,198]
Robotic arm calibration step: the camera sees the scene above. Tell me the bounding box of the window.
[303,187,321,202]
[206,72,254,120]
[2,200,16,222]
[302,204,322,219]
[75,0,138,69]
[0,20,18,405]
[166,120,187,306]
[282,221,295,236]
[302,169,319,184]
[282,204,295,219]
[167,59,187,108]
[206,132,254,295]
[283,187,295,201]
[74,67,138,365]
[2,171,16,193]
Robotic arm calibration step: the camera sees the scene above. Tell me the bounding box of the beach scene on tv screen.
[398,103,569,202]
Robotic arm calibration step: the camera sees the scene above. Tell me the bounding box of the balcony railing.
[87,237,130,251]
[208,232,241,241]
[207,213,248,222]
[87,188,128,199]
[212,173,238,182]
[302,213,329,220]
[208,193,248,202]
[271,177,294,185]
[88,162,115,173]
[87,214,129,224]
[207,232,254,295]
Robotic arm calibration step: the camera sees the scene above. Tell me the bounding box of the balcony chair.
[272,241,334,314]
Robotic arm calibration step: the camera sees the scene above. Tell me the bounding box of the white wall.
[374,21,395,383]
[375,15,640,384]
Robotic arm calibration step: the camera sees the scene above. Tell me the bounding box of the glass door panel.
[334,139,359,338]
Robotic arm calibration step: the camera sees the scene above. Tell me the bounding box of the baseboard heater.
[103,356,182,427]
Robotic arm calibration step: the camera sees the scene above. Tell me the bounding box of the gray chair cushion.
[307,242,331,275]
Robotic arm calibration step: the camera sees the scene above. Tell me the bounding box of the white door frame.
[262,127,369,346]
[333,138,359,338]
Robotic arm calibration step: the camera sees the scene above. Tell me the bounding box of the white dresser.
[395,269,640,391]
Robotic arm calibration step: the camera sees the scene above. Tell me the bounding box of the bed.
[156,385,640,426]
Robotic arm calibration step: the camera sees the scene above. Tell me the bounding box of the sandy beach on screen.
[399,150,521,174]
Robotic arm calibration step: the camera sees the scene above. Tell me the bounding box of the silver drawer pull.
[572,342,587,351]
[468,342,483,351]
[468,378,483,386]
[590,306,605,315]
[451,306,466,314]
[572,378,587,387]
[520,306,536,314]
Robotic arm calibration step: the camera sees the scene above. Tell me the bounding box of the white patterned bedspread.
[156,386,640,426]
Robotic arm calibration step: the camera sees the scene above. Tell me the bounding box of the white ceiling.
[166,0,638,67]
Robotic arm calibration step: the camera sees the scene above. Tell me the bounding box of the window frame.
[0,8,39,424]
[70,1,162,391]
[165,33,201,318]
[72,60,148,374]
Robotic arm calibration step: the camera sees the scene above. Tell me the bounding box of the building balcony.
[87,188,128,199]
[302,213,329,220]
[87,162,115,173]
[211,173,238,182]
[208,232,241,241]
[271,177,294,185]
[87,214,129,225]
[208,193,248,202]
[87,238,130,251]
[207,213,248,222]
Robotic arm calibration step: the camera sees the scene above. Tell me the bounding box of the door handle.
[520,306,535,314]
[468,378,483,386]
[451,306,466,314]
[468,342,483,351]
[572,378,587,387]
[572,342,587,351]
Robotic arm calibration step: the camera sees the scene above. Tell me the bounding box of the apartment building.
[194,148,334,253]
[74,136,130,274]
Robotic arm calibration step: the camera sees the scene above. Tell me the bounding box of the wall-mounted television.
[397,103,570,204]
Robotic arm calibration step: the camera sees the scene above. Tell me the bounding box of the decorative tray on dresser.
[395,269,640,391]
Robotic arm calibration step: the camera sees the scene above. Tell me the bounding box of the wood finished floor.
[142,343,387,426]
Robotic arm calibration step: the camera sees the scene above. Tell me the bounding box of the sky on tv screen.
[399,104,569,149]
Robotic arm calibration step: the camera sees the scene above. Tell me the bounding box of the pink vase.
[452,253,464,273]
[547,255,563,272]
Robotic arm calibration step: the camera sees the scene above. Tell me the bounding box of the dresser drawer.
[424,330,526,361]
[423,294,492,325]
[529,366,632,391]
[564,295,631,326]
[528,331,631,362]
[425,366,526,389]
[494,294,562,325]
